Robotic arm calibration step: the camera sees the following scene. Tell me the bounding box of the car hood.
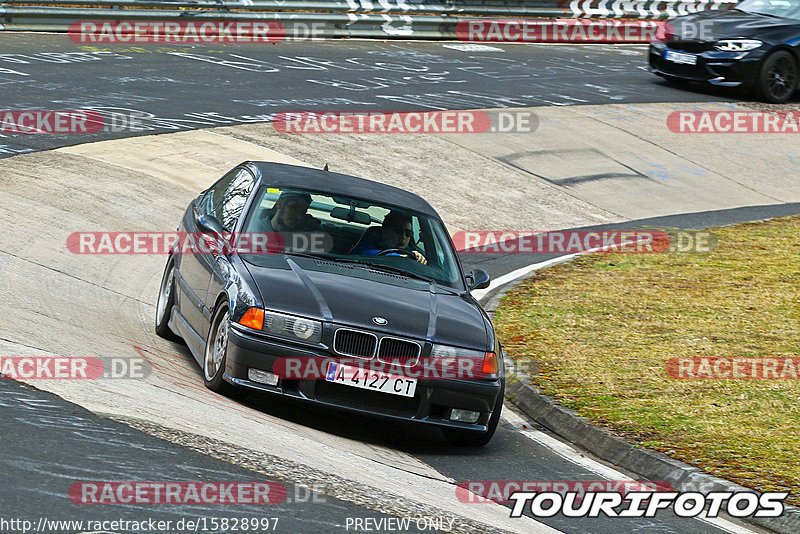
[671,9,799,40]
[242,255,489,349]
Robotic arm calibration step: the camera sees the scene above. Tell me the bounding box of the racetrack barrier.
[0,0,739,38]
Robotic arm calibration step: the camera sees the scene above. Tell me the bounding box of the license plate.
[325,362,417,398]
[664,50,697,65]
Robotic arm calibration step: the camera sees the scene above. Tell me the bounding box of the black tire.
[443,383,504,447]
[155,257,181,342]
[755,50,798,104]
[203,302,246,399]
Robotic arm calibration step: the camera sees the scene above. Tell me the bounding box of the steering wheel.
[376,248,415,259]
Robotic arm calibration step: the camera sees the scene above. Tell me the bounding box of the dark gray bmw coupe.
[155,161,504,446]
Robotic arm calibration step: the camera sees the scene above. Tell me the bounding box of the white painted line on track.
[472,253,579,302]
[502,408,760,534]
[473,234,654,302]
[503,407,628,481]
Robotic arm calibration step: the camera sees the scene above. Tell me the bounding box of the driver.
[350,210,426,264]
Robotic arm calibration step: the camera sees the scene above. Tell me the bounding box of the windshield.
[735,0,800,19]
[239,186,464,290]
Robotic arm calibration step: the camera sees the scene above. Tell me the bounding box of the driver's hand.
[412,251,427,265]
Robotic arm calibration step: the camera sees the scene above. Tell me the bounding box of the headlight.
[431,344,486,360]
[715,39,763,52]
[292,318,316,340]
[431,344,497,377]
[263,310,322,343]
[431,344,459,359]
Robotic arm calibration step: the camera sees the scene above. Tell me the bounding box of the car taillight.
[482,352,497,374]
[238,307,264,330]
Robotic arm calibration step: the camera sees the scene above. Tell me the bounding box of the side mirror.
[466,268,491,291]
[195,213,226,235]
[195,213,234,256]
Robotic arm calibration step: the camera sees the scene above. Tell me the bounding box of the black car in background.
[650,0,800,102]
[154,161,504,446]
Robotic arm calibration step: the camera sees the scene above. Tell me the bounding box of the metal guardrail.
[2,0,572,13]
[0,0,738,37]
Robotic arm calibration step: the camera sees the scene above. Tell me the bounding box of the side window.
[202,168,256,230]
[201,170,235,217]
[420,218,447,270]
[411,217,423,253]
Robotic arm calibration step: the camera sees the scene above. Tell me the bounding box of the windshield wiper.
[284,253,466,292]
[332,258,438,283]
[367,264,437,283]
[282,251,334,261]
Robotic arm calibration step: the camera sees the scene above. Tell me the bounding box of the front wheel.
[155,258,181,341]
[203,303,245,399]
[443,383,504,447]
[755,50,798,104]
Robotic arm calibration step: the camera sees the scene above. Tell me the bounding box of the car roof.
[244,161,441,219]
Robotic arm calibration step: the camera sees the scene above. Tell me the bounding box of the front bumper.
[224,325,504,433]
[649,42,765,89]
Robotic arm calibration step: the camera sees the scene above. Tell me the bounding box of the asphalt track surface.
[0,378,416,533]
[0,33,747,158]
[1,33,796,534]
[1,353,756,534]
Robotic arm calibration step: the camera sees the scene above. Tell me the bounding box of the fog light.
[248,368,279,386]
[450,409,480,423]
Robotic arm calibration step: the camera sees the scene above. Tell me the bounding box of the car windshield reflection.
[239,186,463,289]
[736,0,800,19]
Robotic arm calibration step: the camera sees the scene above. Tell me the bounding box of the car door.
[178,167,255,337]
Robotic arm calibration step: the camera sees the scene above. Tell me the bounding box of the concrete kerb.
[480,263,800,534]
